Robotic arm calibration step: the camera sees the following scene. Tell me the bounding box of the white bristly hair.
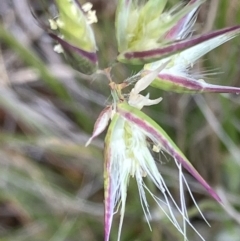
[108,116,208,241]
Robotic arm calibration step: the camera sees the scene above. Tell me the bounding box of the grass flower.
[46,0,98,74]
[143,26,240,93]
[116,0,203,63]
[118,0,240,93]
[116,0,240,66]
[87,65,221,241]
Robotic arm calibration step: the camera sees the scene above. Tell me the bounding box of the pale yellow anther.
[53,44,64,53]
[49,19,58,30]
[152,145,161,153]
[82,2,93,12]
[82,2,98,24]
[87,10,98,24]
[128,62,168,109]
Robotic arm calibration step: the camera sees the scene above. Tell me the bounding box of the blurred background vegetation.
[0,0,240,240]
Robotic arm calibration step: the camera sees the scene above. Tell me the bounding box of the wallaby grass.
[0,0,240,240]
